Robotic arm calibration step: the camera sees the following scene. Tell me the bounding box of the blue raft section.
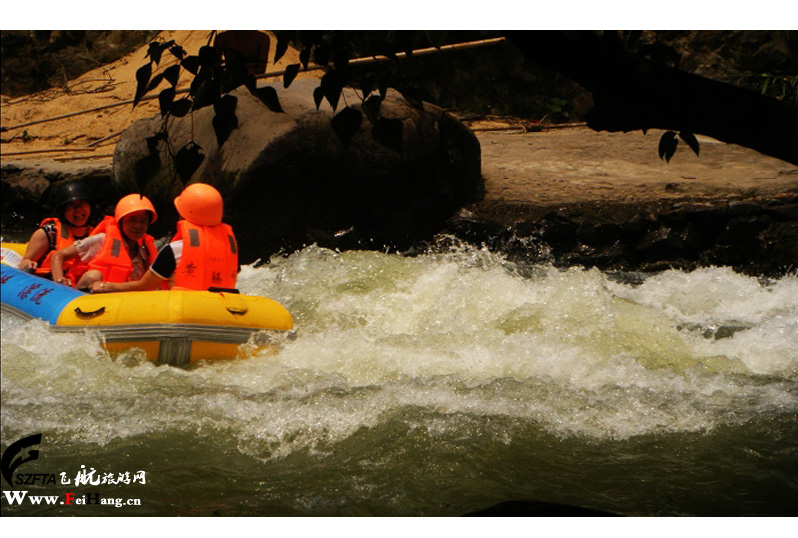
[1,265,84,324]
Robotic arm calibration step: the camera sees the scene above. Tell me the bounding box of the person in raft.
[88,183,239,294]
[19,181,93,282]
[50,194,159,290]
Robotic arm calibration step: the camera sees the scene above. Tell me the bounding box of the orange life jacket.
[34,217,91,279]
[172,220,238,291]
[86,216,159,283]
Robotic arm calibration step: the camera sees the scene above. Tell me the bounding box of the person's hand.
[55,277,73,287]
[19,259,38,272]
[89,281,110,293]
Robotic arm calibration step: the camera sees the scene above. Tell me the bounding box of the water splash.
[3,243,797,454]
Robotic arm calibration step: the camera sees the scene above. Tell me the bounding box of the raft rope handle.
[74,306,106,319]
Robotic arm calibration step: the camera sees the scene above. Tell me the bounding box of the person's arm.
[89,268,166,293]
[19,229,51,272]
[50,244,81,285]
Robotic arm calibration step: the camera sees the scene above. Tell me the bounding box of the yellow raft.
[1,242,293,366]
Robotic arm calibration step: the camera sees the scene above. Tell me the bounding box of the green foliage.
[130,31,450,188]
[544,97,570,123]
[732,73,798,107]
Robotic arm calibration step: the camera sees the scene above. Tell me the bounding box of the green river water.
[2,241,797,516]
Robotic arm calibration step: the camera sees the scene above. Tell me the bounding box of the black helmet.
[50,181,92,211]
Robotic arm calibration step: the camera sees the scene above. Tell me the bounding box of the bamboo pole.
[1,37,508,133]
[1,147,96,156]
[85,130,125,148]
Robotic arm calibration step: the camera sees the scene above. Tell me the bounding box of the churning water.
[2,239,797,516]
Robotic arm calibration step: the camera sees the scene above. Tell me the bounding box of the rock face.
[114,79,484,262]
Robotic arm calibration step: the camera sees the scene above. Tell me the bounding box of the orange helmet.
[115,194,157,223]
[174,183,224,226]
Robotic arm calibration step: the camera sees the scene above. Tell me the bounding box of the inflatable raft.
[1,243,293,366]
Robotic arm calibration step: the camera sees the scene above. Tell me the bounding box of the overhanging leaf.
[174,142,205,184]
[658,130,678,163]
[169,44,186,60]
[284,64,301,89]
[331,106,363,148]
[320,72,342,111]
[212,110,238,147]
[299,48,311,69]
[181,55,201,75]
[163,64,180,87]
[313,45,331,67]
[170,98,192,117]
[273,35,290,65]
[362,95,383,125]
[133,63,152,108]
[679,131,700,157]
[248,85,284,113]
[313,87,324,110]
[192,76,221,111]
[158,87,176,117]
[146,73,165,93]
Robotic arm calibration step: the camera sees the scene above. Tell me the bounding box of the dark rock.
[578,218,621,247]
[540,212,579,250]
[463,500,619,517]
[727,200,763,217]
[764,204,798,221]
[113,79,484,262]
[716,217,769,245]
[636,225,702,261]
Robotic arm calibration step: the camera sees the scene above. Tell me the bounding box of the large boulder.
[113,78,483,262]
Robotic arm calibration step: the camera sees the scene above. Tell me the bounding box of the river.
[2,239,797,516]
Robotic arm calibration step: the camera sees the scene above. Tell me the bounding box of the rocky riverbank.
[446,126,798,277]
[3,124,797,276]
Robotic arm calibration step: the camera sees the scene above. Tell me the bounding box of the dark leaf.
[146,42,165,65]
[249,85,284,113]
[133,154,161,194]
[192,76,221,111]
[332,49,350,72]
[198,45,221,69]
[362,95,383,125]
[170,98,192,117]
[158,87,176,117]
[372,117,404,155]
[146,73,164,93]
[679,131,700,157]
[313,87,325,110]
[284,64,301,89]
[213,94,238,116]
[320,72,342,111]
[221,51,248,93]
[212,110,238,147]
[299,48,311,69]
[273,35,290,65]
[313,44,330,67]
[174,142,205,184]
[133,63,152,108]
[181,55,201,75]
[163,64,180,87]
[169,44,186,60]
[331,106,363,148]
[658,130,678,163]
